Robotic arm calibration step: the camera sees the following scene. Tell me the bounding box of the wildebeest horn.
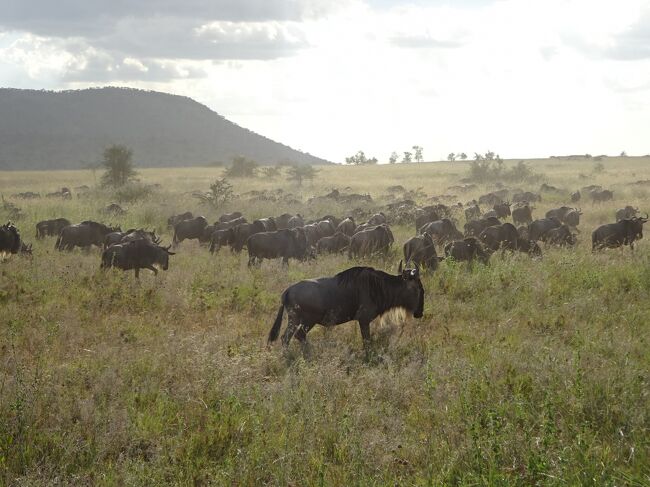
[398,260,403,274]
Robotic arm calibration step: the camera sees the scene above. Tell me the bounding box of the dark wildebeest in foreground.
[616,206,639,222]
[545,206,573,223]
[592,216,648,250]
[56,221,120,251]
[348,224,394,258]
[419,219,463,243]
[545,225,577,247]
[0,222,22,254]
[444,237,490,264]
[336,217,356,236]
[590,189,614,204]
[247,228,308,266]
[564,209,581,230]
[101,239,175,278]
[316,232,350,254]
[403,233,438,270]
[512,205,533,226]
[528,217,562,242]
[173,216,208,246]
[464,216,501,237]
[415,208,441,233]
[36,218,71,239]
[267,263,424,351]
[167,211,193,228]
[367,212,387,226]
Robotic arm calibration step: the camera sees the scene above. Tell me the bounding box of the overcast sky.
[1,0,649,163]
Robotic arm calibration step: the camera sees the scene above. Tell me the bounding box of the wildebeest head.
[156,245,176,270]
[397,261,424,318]
[627,215,648,241]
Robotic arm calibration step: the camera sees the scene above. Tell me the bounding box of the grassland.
[1,157,649,485]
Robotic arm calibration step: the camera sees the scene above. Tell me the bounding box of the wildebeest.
[56,221,120,251]
[540,183,561,193]
[616,206,639,222]
[230,222,264,252]
[336,217,356,236]
[303,223,324,247]
[403,233,438,270]
[348,224,394,258]
[493,202,511,219]
[267,263,424,350]
[545,206,573,223]
[13,191,41,199]
[35,218,71,239]
[512,205,533,226]
[512,191,541,203]
[316,232,350,254]
[464,204,481,222]
[546,225,577,246]
[528,217,562,242]
[102,203,127,216]
[173,216,208,246]
[104,228,160,248]
[319,215,342,228]
[316,220,336,239]
[415,208,441,233]
[218,211,242,223]
[590,189,614,203]
[592,216,648,250]
[247,228,308,266]
[571,191,581,203]
[419,219,463,243]
[167,211,193,228]
[254,218,277,232]
[564,209,581,229]
[367,212,387,226]
[0,222,21,254]
[275,213,293,230]
[478,223,519,252]
[209,228,235,254]
[516,238,542,257]
[214,216,247,231]
[464,216,501,237]
[517,225,530,241]
[101,239,175,278]
[287,214,305,229]
[478,192,503,206]
[444,237,490,264]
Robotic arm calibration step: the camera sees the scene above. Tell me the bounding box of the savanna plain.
[1,157,649,486]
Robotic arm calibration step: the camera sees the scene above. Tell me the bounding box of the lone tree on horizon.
[101,144,137,187]
[286,164,318,186]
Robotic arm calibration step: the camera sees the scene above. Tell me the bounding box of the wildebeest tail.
[267,295,286,343]
[54,234,62,250]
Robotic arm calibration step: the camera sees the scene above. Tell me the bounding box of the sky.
[1,0,649,163]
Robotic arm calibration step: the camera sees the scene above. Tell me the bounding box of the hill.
[0,87,331,170]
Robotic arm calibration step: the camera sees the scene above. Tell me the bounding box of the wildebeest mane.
[335,266,406,314]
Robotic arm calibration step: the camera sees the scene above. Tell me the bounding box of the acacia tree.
[402,151,413,163]
[101,144,137,187]
[447,153,456,162]
[345,151,378,165]
[389,151,399,164]
[459,152,467,160]
[286,164,318,186]
[412,146,424,162]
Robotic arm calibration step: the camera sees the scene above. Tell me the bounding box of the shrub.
[224,156,258,178]
[113,182,153,203]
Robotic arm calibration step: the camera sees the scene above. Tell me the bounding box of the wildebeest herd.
[0,183,647,350]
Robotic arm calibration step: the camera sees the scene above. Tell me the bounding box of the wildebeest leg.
[146,265,158,275]
[294,324,313,358]
[281,307,301,346]
[359,320,371,346]
[282,256,289,266]
[135,268,140,279]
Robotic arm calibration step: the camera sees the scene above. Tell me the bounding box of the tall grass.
[1,158,649,485]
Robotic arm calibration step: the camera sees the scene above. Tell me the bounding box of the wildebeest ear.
[398,260,403,274]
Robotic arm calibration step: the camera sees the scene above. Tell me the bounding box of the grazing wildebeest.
[316,232,350,254]
[101,239,175,278]
[267,263,424,350]
[0,222,21,254]
[590,189,614,203]
[512,205,533,226]
[368,212,387,226]
[512,191,541,203]
[464,216,501,237]
[528,217,562,242]
[444,237,490,264]
[564,209,581,229]
[419,219,463,243]
[167,211,193,228]
[173,216,208,246]
[592,216,648,250]
[479,223,519,252]
[571,191,581,203]
[230,222,264,252]
[478,192,503,206]
[415,208,441,234]
[36,218,71,239]
[348,224,394,258]
[464,204,481,222]
[336,217,356,236]
[247,228,308,266]
[219,211,242,223]
[516,238,542,257]
[493,202,511,219]
[403,233,438,270]
[616,206,639,222]
[56,221,120,251]
[209,228,235,254]
[546,225,577,247]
